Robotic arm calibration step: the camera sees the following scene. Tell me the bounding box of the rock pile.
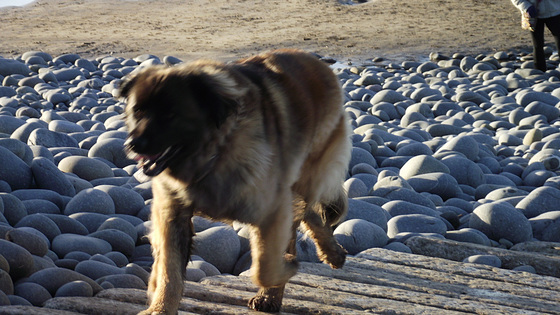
[0,50,559,307]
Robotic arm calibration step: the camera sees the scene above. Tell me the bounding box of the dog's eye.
[165,112,175,121]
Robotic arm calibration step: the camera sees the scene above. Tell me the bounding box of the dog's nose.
[126,137,149,153]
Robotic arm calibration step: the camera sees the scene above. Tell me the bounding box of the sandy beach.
[0,0,557,64]
[2,1,560,314]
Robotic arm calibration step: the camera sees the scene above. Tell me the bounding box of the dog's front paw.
[248,294,282,313]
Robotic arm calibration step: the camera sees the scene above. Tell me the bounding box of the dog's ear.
[201,86,239,129]
[192,70,246,128]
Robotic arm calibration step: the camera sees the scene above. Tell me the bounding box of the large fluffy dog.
[119,49,351,314]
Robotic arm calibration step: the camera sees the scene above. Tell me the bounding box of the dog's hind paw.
[248,294,282,313]
[323,244,347,269]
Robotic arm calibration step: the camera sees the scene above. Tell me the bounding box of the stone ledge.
[0,245,558,314]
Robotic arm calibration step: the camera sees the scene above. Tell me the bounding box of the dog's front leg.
[140,186,194,315]
[248,231,298,312]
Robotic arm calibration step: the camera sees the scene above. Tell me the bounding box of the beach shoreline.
[0,0,554,64]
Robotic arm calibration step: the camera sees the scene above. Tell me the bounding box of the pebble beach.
[0,0,560,311]
[0,47,558,308]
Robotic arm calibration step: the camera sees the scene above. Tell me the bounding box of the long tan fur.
[120,49,351,314]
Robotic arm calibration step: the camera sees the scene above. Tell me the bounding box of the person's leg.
[532,18,547,71]
[544,14,560,56]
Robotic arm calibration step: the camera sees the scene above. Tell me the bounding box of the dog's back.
[233,49,350,216]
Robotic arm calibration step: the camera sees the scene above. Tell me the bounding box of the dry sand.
[0,0,557,63]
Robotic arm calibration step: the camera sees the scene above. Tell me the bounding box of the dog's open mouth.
[130,145,183,176]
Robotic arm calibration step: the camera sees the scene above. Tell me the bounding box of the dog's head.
[118,62,243,176]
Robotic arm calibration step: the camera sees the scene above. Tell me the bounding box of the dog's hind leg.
[248,221,299,312]
[301,190,348,269]
[140,190,194,315]
[247,197,299,312]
